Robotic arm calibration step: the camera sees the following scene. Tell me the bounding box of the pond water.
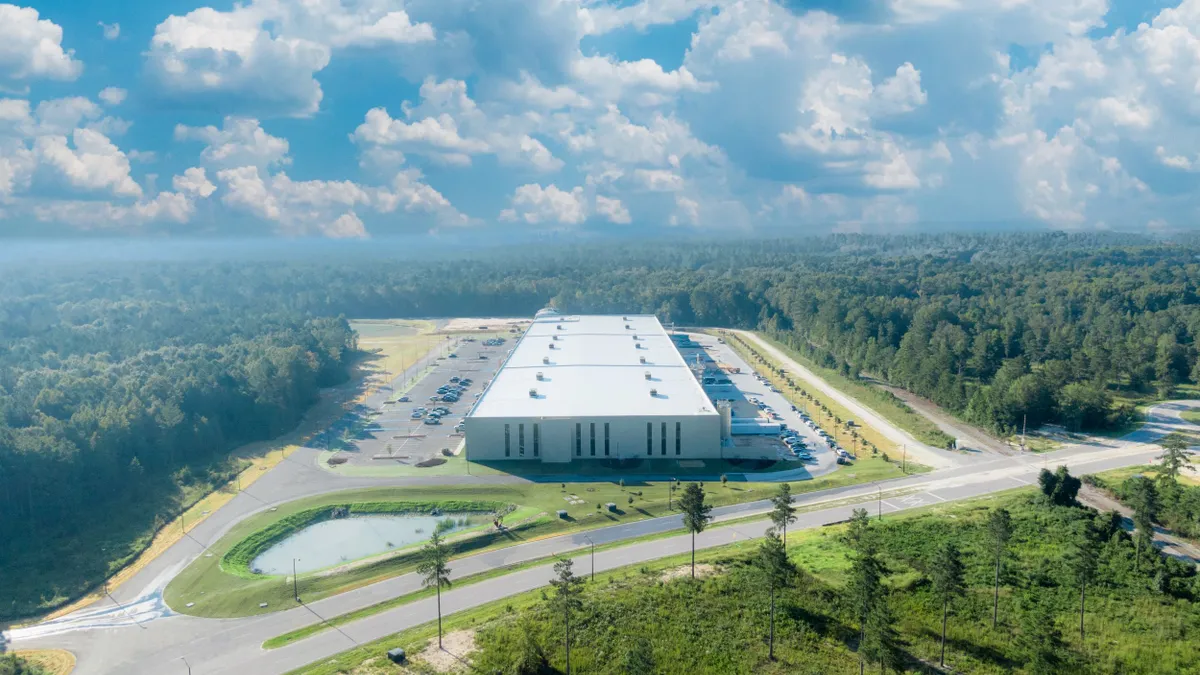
[251,514,475,575]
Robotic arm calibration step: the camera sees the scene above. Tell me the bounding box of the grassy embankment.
[4,650,75,675]
[262,482,938,649]
[167,454,920,619]
[1,321,440,624]
[289,487,1200,675]
[747,331,956,449]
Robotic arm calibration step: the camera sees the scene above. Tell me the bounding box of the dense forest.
[4,231,1200,616]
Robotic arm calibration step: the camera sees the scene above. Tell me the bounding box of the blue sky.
[1,0,1199,238]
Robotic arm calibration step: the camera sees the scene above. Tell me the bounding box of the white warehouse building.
[463,310,723,463]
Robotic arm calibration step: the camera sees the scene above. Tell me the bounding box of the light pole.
[293,558,301,602]
[583,536,595,581]
[181,657,191,675]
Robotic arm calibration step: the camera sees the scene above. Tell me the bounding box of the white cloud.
[594,194,631,224]
[669,195,700,226]
[98,87,127,106]
[874,63,927,115]
[215,163,467,236]
[633,168,684,191]
[569,55,714,104]
[353,77,564,171]
[35,129,141,197]
[176,117,291,169]
[99,21,120,40]
[0,5,82,85]
[580,0,717,36]
[1156,145,1193,170]
[173,167,216,197]
[147,6,330,117]
[145,0,436,117]
[500,183,587,225]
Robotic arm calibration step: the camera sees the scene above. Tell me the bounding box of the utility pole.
[181,657,191,675]
[902,445,907,474]
[293,558,301,602]
[584,536,595,581]
[1020,414,1027,453]
[878,487,882,521]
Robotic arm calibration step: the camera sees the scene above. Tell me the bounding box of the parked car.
[424,417,441,425]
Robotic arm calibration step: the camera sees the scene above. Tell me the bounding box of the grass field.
[289,488,1200,675]
[751,331,956,448]
[8,650,75,675]
[1181,408,1200,427]
[165,456,921,618]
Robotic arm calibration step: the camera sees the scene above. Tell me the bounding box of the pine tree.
[769,483,797,545]
[416,530,452,649]
[678,482,712,579]
[549,557,584,675]
[756,531,797,660]
[986,507,1013,628]
[929,541,966,667]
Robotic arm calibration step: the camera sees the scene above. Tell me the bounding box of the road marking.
[880,499,901,511]
[1010,476,1033,486]
[924,491,947,502]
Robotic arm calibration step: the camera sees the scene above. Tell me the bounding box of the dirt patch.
[659,563,717,582]
[414,629,477,673]
[416,457,447,468]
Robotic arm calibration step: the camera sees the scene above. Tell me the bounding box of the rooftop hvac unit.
[552,335,559,340]
[632,334,638,340]
[649,388,658,397]
[556,325,563,330]
[625,324,631,329]
[542,356,550,365]
[622,316,628,320]
[644,371,651,380]
[536,372,544,381]
[529,388,538,398]
[639,355,646,364]
[549,343,555,349]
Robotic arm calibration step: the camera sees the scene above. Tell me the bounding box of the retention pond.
[251,513,476,574]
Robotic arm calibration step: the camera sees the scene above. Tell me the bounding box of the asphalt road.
[9,401,1196,675]
[734,330,962,469]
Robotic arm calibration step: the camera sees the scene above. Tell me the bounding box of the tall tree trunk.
[940,599,948,667]
[993,555,1001,629]
[565,605,571,675]
[1079,583,1086,644]
[436,583,443,649]
[860,621,866,675]
[768,586,776,660]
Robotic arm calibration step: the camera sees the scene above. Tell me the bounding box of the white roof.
[468,314,717,419]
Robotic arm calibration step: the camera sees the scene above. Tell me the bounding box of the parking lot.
[677,333,841,476]
[336,333,510,467]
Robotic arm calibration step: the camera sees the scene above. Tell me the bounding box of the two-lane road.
[10,402,1195,675]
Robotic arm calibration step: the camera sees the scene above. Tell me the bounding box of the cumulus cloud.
[175,117,291,169]
[594,194,631,223]
[353,77,564,171]
[500,183,587,225]
[214,163,466,236]
[0,5,82,86]
[99,21,120,40]
[98,87,126,106]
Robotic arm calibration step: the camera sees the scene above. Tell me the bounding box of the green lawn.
[165,456,921,618]
[1181,408,1200,426]
[290,488,1200,675]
